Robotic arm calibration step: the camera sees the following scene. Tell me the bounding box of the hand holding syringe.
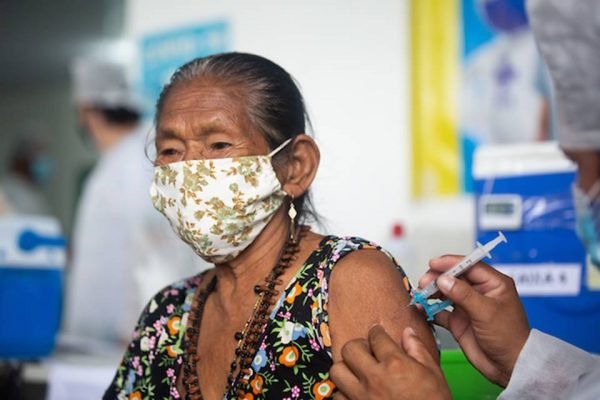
[410,232,508,320]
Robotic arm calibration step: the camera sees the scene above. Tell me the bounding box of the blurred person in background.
[461,0,547,145]
[331,0,600,399]
[0,136,52,215]
[63,58,204,348]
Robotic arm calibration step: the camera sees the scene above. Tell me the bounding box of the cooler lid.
[473,142,577,179]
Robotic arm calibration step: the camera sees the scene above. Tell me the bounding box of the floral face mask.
[150,139,291,264]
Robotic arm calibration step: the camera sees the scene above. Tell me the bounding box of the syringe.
[410,231,508,320]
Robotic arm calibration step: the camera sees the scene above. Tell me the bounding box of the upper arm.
[328,249,438,363]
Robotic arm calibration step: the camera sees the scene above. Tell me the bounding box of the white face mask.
[150,139,291,264]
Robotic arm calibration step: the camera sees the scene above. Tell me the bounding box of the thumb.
[402,327,438,370]
[437,275,489,319]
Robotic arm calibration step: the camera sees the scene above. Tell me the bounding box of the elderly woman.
[104,52,436,400]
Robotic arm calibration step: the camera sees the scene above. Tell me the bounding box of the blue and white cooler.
[0,215,65,359]
[474,143,600,354]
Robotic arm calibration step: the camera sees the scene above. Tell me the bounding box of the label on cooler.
[496,263,581,296]
[0,216,66,269]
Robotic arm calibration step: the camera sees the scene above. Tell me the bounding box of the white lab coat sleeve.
[499,329,600,400]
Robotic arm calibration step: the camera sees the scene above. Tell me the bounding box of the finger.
[401,327,438,370]
[428,254,463,271]
[368,325,404,363]
[335,393,349,400]
[429,255,507,286]
[433,309,451,330]
[447,327,500,381]
[340,339,378,381]
[418,270,441,289]
[436,275,491,321]
[330,362,362,400]
[434,307,471,346]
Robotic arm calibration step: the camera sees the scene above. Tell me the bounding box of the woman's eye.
[211,142,232,151]
[159,148,178,156]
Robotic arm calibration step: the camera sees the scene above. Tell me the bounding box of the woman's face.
[155,80,270,166]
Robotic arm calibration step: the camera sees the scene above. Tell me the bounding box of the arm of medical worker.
[499,330,600,400]
[426,257,600,399]
[420,255,530,387]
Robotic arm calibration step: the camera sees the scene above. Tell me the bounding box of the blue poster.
[460,0,551,191]
[141,21,230,113]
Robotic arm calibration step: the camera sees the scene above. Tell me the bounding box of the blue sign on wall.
[141,21,230,114]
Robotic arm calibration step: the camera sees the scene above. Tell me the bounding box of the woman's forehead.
[155,80,273,151]
[160,80,245,117]
[158,81,251,132]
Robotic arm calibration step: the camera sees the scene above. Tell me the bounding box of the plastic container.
[473,143,600,353]
[0,215,65,359]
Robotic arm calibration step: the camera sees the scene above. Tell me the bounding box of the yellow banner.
[410,0,460,197]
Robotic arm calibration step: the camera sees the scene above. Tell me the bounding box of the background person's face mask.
[573,181,600,268]
[150,139,291,264]
[29,154,54,186]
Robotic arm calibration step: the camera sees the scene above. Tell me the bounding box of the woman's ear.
[280,134,320,198]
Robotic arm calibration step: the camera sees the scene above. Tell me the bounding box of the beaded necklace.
[183,225,310,400]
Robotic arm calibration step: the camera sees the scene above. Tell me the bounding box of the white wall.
[126,0,411,245]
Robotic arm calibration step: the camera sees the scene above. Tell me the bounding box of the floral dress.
[103,235,412,400]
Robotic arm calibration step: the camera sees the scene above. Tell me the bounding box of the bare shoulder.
[329,247,409,300]
[327,247,437,362]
